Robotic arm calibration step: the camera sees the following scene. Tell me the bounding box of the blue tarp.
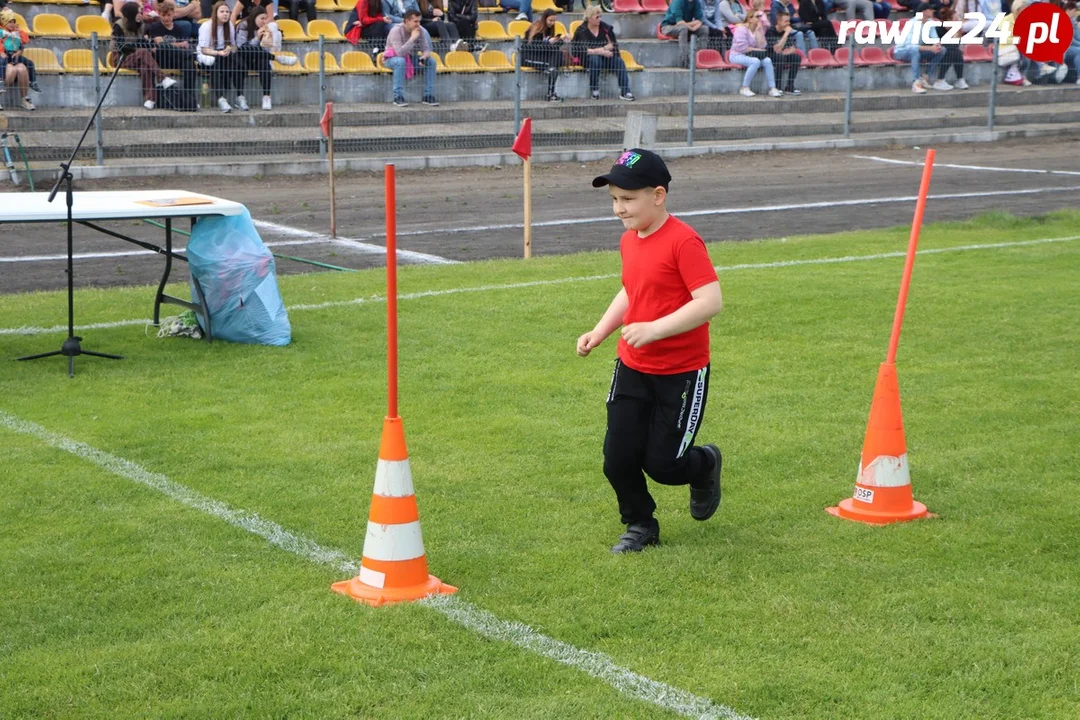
[186,208,292,346]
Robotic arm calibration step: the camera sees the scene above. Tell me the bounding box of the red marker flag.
[320,102,334,137]
[512,117,532,161]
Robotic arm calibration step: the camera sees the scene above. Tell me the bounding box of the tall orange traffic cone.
[332,417,457,606]
[827,362,932,525]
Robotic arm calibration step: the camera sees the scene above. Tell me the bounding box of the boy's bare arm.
[577,288,629,356]
[621,281,722,348]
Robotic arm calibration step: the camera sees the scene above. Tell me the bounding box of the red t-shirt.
[617,215,718,375]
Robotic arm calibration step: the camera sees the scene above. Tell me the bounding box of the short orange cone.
[332,416,457,606]
[827,362,931,524]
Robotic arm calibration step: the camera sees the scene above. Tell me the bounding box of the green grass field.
[2,211,1078,719]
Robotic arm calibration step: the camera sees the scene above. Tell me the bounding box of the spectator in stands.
[199,1,244,112]
[418,0,464,50]
[523,9,567,101]
[345,0,391,45]
[831,0,874,19]
[749,0,771,27]
[1,9,32,109]
[383,0,421,25]
[716,0,746,31]
[661,0,710,68]
[2,9,38,98]
[766,10,802,94]
[893,2,943,93]
[113,1,175,109]
[796,0,837,48]
[769,0,817,53]
[147,1,195,69]
[231,0,276,25]
[385,9,439,106]
[699,0,732,52]
[729,11,783,96]
[500,0,532,21]
[279,0,316,30]
[166,0,201,38]
[448,0,478,46]
[1065,2,1080,84]
[932,3,967,88]
[235,6,281,110]
[572,5,634,100]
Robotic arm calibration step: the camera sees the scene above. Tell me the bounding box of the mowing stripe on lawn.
[2,235,1077,338]
[851,155,1080,176]
[0,409,753,720]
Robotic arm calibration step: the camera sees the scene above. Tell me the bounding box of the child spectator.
[344,0,391,46]
[730,11,783,96]
[147,1,195,69]
[113,1,175,109]
[2,10,38,94]
[198,0,243,112]
[523,9,567,101]
[571,5,634,100]
[766,11,802,94]
[1,8,33,109]
[235,5,286,110]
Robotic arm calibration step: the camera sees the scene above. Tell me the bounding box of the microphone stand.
[18,44,137,377]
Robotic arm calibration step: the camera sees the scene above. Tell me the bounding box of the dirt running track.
[2,138,1078,295]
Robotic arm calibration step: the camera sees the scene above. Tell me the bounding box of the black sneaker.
[611,522,660,554]
[591,89,600,100]
[547,92,563,102]
[30,81,42,93]
[422,96,440,106]
[690,444,722,521]
[619,90,635,101]
[393,96,408,107]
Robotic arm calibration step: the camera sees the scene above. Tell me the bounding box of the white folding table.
[3,190,246,344]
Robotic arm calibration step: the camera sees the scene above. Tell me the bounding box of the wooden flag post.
[321,102,336,238]
[512,118,533,259]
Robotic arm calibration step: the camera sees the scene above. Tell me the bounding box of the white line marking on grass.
[382,185,1080,237]
[252,219,458,266]
[0,409,752,720]
[851,154,1080,176]
[3,236,1078,338]
[0,239,338,264]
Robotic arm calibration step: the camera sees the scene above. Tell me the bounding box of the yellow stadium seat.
[23,47,64,73]
[620,49,643,70]
[11,12,31,35]
[478,49,512,71]
[306,19,344,41]
[509,51,536,71]
[315,0,340,9]
[62,48,106,74]
[478,0,501,11]
[75,15,112,39]
[532,0,558,10]
[569,20,581,36]
[104,51,137,73]
[272,51,309,72]
[507,20,530,37]
[443,49,481,72]
[276,18,310,41]
[304,51,344,72]
[553,21,567,36]
[476,19,510,40]
[341,50,387,72]
[432,52,446,72]
[337,0,359,8]
[32,13,77,38]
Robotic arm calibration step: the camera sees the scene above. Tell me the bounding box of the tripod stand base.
[18,336,123,378]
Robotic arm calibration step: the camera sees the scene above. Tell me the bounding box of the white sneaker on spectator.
[1054,64,1068,83]
[450,39,465,51]
[144,100,156,110]
[739,86,755,97]
[235,95,250,111]
[1038,63,1056,77]
[1076,78,1080,85]
[911,81,927,94]
[276,54,298,66]
[931,79,952,91]
[954,78,969,89]
[218,96,232,113]
[262,95,272,110]
[159,76,177,90]
[515,12,528,19]
[1021,78,1032,86]
[22,98,36,111]
[919,74,930,88]
[768,87,783,97]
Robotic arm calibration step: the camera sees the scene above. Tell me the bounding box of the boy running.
[577,148,724,554]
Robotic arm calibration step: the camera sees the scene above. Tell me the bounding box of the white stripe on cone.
[373,459,416,497]
[858,453,910,488]
[363,520,426,562]
[358,565,387,588]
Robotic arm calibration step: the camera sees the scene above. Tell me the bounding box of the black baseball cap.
[592,148,672,191]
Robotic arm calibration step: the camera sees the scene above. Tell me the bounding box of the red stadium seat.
[963,43,993,62]
[696,48,736,69]
[805,47,839,67]
[640,0,670,10]
[833,46,868,66]
[858,46,892,65]
[656,22,675,39]
[612,0,643,12]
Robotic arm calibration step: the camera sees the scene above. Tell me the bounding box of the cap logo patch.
[617,151,642,168]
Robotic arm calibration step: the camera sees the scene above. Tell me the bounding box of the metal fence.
[2,4,1076,169]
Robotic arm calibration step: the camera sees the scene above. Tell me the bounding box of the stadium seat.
[315,0,340,9]
[104,52,137,73]
[620,49,644,70]
[62,48,106,74]
[656,23,674,40]
[306,19,344,41]
[10,12,31,36]
[304,51,344,72]
[509,52,537,71]
[532,0,559,10]
[640,0,669,10]
[277,19,310,41]
[23,47,63,73]
[858,46,892,66]
[888,0,903,10]
[272,51,309,72]
[805,47,839,67]
[569,20,581,36]
[830,19,841,35]
[478,0,501,11]
[75,15,112,39]
[478,49,513,71]
[341,50,385,72]
[695,48,734,69]
[554,21,568,36]
[833,47,867,66]
[445,49,482,71]
[338,0,359,8]
[613,0,645,11]
[963,43,993,62]
[476,20,510,40]
[507,20,530,37]
[32,13,77,38]
[885,46,905,65]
